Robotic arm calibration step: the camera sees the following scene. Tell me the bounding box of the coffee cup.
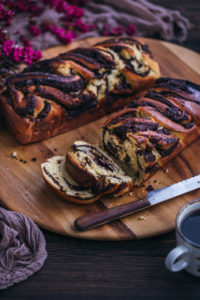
[165,199,200,277]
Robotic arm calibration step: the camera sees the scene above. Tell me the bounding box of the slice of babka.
[65,141,133,197]
[41,156,101,204]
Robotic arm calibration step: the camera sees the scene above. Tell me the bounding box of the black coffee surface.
[181,210,200,245]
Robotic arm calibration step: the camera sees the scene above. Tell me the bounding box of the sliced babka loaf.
[66,141,133,197]
[102,78,200,185]
[41,156,101,204]
[102,108,183,185]
[1,37,160,144]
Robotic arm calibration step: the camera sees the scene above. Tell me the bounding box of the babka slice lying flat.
[41,142,133,204]
[66,141,133,197]
[41,156,100,204]
[0,37,160,144]
[102,78,200,185]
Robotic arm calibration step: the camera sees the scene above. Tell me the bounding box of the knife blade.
[74,174,200,231]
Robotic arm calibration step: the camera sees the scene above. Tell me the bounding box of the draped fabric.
[0,207,47,290]
[9,0,190,51]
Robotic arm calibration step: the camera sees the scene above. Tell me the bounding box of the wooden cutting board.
[0,37,200,241]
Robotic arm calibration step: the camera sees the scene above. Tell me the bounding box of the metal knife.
[74,174,200,231]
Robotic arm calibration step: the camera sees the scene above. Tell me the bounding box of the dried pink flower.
[75,19,95,33]
[42,23,77,44]
[22,46,42,65]
[65,5,84,19]
[0,3,14,26]
[20,35,32,47]
[32,50,42,61]
[110,26,125,35]
[2,40,14,56]
[29,25,41,37]
[126,24,137,35]
[102,25,110,36]
[12,47,23,62]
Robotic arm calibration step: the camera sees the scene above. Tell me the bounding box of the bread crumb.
[129,191,134,196]
[138,215,146,220]
[11,151,17,158]
[164,168,168,173]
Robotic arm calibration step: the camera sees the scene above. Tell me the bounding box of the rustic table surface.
[1,1,200,299]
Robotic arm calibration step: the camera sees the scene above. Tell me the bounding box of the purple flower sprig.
[0,3,14,26]
[1,33,42,65]
[42,23,77,44]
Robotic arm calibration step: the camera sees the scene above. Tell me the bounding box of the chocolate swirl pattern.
[102,78,200,185]
[102,108,182,185]
[151,78,200,126]
[41,141,133,205]
[41,156,101,204]
[0,37,160,144]
[65,141,133,197]
[40,78,200,203]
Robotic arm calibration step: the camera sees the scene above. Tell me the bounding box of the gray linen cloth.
[0,207,47,290]
[9,0,190,51]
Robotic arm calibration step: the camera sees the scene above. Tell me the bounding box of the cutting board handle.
[74,198,151,231]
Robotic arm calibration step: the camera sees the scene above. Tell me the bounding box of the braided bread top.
[2,37,160,123]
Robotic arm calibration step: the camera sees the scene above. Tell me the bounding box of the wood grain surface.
[0,37,200,241]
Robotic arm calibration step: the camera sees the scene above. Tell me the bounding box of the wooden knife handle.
[74,198,151,231]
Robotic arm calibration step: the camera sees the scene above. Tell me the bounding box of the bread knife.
[74,174,200,231]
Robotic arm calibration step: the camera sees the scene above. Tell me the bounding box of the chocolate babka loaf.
[0,37,160,144]
[65,141,133,196]
[41,142,133,204]
[102,78,200,185]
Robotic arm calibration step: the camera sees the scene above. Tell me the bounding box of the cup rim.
[176,198,200,248]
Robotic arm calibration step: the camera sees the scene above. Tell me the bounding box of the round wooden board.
[0,37,200,241]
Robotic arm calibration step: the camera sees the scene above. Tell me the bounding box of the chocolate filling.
[155,78,200,95]
[37,101,51,120]
[125,62,150,77]
[112,119,158,140]
[156,139,180,157]
[43,166,96,199]
[72,143,115,172]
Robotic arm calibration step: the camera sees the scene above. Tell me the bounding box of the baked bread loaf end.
[102,78,200,185]
[101,108,183,185]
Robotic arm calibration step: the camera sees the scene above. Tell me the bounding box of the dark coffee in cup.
[165,199,200,276]
[181,209,200,245]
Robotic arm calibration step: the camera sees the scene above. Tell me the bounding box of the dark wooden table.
[1,1,200,299]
